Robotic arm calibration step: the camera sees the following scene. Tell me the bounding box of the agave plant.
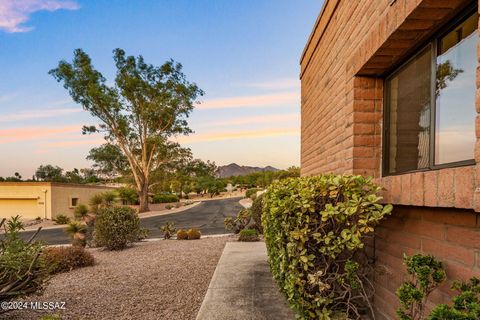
[65,221,87,247]
[159,222,176,239]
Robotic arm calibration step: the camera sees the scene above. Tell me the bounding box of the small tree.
[50,49,203,212]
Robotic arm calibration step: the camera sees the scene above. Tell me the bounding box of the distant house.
[301,1,479,319]
[0,182,114,220]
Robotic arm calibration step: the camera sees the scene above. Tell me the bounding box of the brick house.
[300,0,480,318]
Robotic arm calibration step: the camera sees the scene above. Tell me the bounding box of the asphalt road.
[19,197,243,245]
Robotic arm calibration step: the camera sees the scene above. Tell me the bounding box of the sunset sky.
[0,0,323,177]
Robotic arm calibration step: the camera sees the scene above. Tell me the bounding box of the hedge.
[152,194,179,204]
[262,174,392,319]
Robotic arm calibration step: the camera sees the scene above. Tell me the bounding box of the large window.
[385,10,478,175]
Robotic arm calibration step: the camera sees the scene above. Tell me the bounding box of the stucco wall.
[0,183,51,220]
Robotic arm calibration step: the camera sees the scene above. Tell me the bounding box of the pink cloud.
[0,0,79,33]
[0,108,81,123]
[0,125,80,143]
[198,92,299,110]
[176,127,299,144]
[244,78,300,90]
[200,113,299,127]
[43,138,104,148]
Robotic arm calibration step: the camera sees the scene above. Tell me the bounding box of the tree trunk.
[138,182,149,213]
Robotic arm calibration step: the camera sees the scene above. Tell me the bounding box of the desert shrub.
[175,202,182,208]
[54,214,70,225]
[117,187,139,205]
[165,204,173,210]
[245,188,259,199]
[64,221,87,247]
[176,229,188,240]
[187,228,201,240]
[39,315,62,320]
[238,229,259,242]
[262,175,392,319]
[94,206,140,250]
[136,227,150,241]
[152,194,179,204]
[102,191,117,205]
[160,222,176,239]
[73,204,89,220]
[0,216,46,302]
[429,277,480,320]
[250,194,264,233]
[43,246,94,274]
[396,254,446,320]
[224,209,251,234]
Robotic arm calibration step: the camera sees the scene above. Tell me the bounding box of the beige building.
[0,182,115,220]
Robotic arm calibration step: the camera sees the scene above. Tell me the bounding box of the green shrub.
[54,214,70,225]
[176,229,188,240]
[245,188,258,199]
[116,187,139,205]
[137,227,150,241]
[39,315,62,320]
[262,175,392,319]
[64,221,87,247]
[160,222,176,239]
[396,254,446,320]
[238,228,259,242]
[94,206,140,250]
[429,277,480,320]
[0,216,46,302]
[187,228,201,240]
[43,246,94,274]
[73,204,88,220]
[152,194,179,204]
[250,194,264,233]
[165,204,173,210]
[224,209,251,234]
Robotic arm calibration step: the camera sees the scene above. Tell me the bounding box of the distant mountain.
[216,163,279,178]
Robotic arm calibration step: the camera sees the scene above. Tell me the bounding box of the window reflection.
[435,13,478,165]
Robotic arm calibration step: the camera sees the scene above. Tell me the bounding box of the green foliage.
[94,206,140,250]
[165,204,173,210]
[73,204,89,220]
[224,209,251,234]
[136,227,150,241]
[152,194,179,203]
[262,175,392,319]
[160,222,176,239]
[222,166,300,188]
[429,277,480,320]
[117,187,139,205]
[43,246,94,274]
[64,221,87,247]
[245,188,259,199]
[38,315,62,320]
[238,229,259,242]
[176,229,188,240]
[54,214,70,225]
[0,216,46,302]
[187,228,201,240]
[396,254,446,320]
[250,194,264,233]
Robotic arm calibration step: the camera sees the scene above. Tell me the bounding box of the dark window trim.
[382,5,478,177]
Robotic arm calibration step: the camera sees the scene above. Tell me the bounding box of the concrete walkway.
[196,242,295,320]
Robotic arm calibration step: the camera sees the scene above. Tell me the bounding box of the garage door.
[0,199,42,220]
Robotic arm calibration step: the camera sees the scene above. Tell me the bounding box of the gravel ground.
[3,236,233,320]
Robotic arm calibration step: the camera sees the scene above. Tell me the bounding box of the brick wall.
[300,0,480,319]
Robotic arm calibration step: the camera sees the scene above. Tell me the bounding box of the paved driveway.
[19,197,243,245]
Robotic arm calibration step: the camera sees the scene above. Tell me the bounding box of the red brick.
[400,175,411,205]
[391,175,402,203]
[422,209,477,227]
[438,169,454,207]
[446,225,480,249]
[403,219,445,240]
[422,238,475,266]
[424,171,438,207]
[411,172,424,206]
[454,166,474,209]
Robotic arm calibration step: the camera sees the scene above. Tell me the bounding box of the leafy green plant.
[152,194,179,204]
[176,229,188,240]
[165,204,173,210]
[117,187,139,205]
[160,222,176,239]
[136,227,150,241]
[396,254,446,320]
[224,209,251,234]
[250,194,264,233]
[0,217,46,302]
[238,228,259,242]
[94,206,140,250]
[73,204,89,220]
[64,221,87,247]
[187,228,201,240]
[245,188,259,199]
[429,277,480,320]
[54,214,70,225]
[43,246,94,274]
[262,175,392,319]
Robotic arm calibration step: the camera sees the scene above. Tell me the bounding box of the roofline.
[300,0,330,64]
[0,182,116,189]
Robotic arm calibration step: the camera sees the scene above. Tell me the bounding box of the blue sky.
[0,0,323,177]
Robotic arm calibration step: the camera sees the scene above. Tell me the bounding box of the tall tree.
[50,49,203,212]
[35,165,64,182]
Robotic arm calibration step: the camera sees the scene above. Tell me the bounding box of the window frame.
[382,5,478,177]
